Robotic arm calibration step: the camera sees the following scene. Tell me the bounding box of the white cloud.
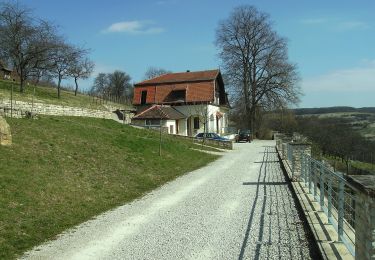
[301,18,328,25]
[302,61,375,92]
[103,20,164,34]
[301,17,370,31]
[335,21,369,31]
[155,0,179,5]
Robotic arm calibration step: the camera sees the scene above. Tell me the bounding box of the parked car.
[195,133,229,141]
[235,129,252,142]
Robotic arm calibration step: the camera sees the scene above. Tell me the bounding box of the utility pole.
[32,86,35,114]
[10,82,13,118]
[159,104,163,157]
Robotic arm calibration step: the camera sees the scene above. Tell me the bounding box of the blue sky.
[20,0,375,108]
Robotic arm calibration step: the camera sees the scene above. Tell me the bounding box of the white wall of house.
[174,104,228,136]
[164,120,176,134]
[132,104,229,137]
[178,119,187,136]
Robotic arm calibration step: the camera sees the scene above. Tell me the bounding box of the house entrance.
[187,117,192,136]
[216,116,219,133]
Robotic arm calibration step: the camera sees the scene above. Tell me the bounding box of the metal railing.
[300,153,356,256]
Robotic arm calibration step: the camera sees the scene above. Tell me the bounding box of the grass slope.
[0,80,127,110]
[0,116,218,259]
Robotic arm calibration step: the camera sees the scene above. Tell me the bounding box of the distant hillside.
[292,106,375,141]
[293,106,375,115]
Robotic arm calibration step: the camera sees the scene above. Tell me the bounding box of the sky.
[17,0,375,108]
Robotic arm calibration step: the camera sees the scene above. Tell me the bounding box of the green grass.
[0,80,129,110]
[0,116,218,259]
[352,160,375,173]
[324,156,375,175]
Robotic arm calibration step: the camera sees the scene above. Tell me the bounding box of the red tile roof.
[132,105,186,120]
[135,69,219,86]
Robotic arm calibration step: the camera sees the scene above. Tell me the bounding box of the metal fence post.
[303,154,308,185]
[305,155,308,183]
[337,177,345,241]
[309,160,312,191]
[301,154,305,183]
[327,174,332,222]
[313,162,317,198]
[291,148,295,179]
[10,83,13,118]
[320,165,325,208]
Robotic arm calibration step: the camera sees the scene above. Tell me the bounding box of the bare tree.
[69,57,94,96]
[144,67,171,80]
[90,73,109,96]
[216,5,300,135]
[0,2,59,92]
[108,70,132,97]
[187,102,210,143]
[50,42,82,98]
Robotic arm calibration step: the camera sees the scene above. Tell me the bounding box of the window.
[164,90,186,103]
[145,119,160,126]
[193,117,200,129]
[141,90,147,105]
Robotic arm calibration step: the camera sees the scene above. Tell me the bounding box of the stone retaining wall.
[170,134,233,150]
[0,116,12,145]
[0,100,113,119]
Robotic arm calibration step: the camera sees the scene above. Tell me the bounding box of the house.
[132,69,230,136]
[0,61,12,80]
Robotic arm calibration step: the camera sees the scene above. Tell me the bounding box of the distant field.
[0,80,129,110]
[298,111,375,141]
[0,116,218,259]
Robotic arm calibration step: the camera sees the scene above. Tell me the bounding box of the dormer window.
[141,90,147,105]
[164,89,186,103]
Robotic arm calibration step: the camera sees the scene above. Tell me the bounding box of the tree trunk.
[74,77,78,96]
[19,69,26,93]
[57,75,62,99]
[345,158,350,175]
[243,72,251,129]
[19,78,25,93]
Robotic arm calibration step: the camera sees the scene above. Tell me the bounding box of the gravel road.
[22,140,315,260]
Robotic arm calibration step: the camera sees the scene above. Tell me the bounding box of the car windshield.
[239,130,251,134]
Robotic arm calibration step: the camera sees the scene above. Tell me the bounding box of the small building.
[132,69,230,136]
[0,61,12,80]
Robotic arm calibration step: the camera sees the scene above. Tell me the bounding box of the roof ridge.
[133,105,157,118]
[157,105,169,119]
[135,69,220,86]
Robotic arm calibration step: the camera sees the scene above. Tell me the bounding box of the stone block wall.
[355,191,375,260]
[0,100,114,119]
[170,134,233,150]
[289,143,311,181]
[195,138,233,150]
[346,175,375,260]
[0,116,12,145]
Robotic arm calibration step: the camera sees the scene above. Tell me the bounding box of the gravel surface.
[22,140,314,260]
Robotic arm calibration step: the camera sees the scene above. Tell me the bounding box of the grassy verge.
[324,155,374,175]
[0,80,129,110]
[351,160,375,173]
[0,116,218,259]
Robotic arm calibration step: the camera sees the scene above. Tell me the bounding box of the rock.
[0,115,12,146]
